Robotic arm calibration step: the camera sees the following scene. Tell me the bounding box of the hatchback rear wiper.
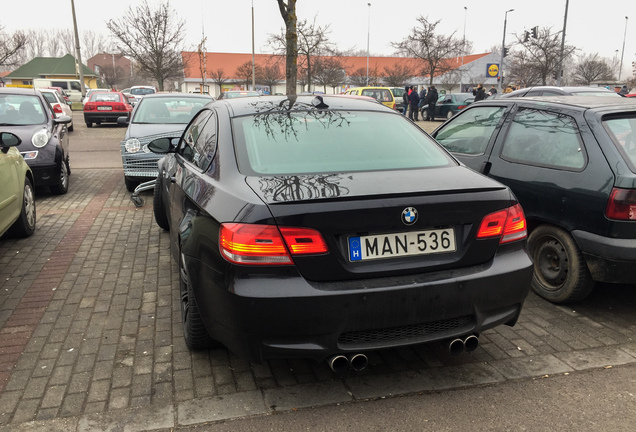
[0,123,18,126]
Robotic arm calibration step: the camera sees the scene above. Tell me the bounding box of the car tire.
[180,251,219,350]
[153,174,170,231]
[50,157,69,195]
[528,225,594,304]
[446,110,454,120]
[86,121,92,128]
[8,177,36,238]
[124,176,139,192]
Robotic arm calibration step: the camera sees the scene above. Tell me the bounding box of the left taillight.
[53,104,63,114]
[219,223,328,265]
[477,204,527,244]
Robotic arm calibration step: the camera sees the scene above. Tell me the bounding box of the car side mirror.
[117,116,129,126]
[148,137,177,154]
[0,132,22,151]
[53,115,72,124]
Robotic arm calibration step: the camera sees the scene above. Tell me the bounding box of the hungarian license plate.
[348,228,456,261]
[97,106,112,111]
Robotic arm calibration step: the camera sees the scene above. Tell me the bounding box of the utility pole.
[251,0,256,91]
[498,9,514,92]
[366,3,371,86]
[619,16,628,81]
[556,0,569,87]
[70,0,86,97]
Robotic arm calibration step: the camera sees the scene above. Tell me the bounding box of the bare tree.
[0,25,27,69]
[100,64,125,88]
[259,62,284,94]
[107,0,187,90]
[439,70,462,93]
[507,49,543,87]
[59,29,75,57]
[573,53,615,85]
[270,16,335,93]
[276,0,298,95]
[82,30,107,60]
[510,27,576,85]
[348,68,369,87]
[383,63,414,87]
[25,29,47,59]
[236,61,261,89]
[392,16,464,86]
[313,57,346,93]
[209,68,229,94]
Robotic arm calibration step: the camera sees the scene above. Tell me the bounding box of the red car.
[83,91,132,127]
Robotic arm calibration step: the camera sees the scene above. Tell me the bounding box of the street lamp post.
[366,3,371,86]
[251,0,256,91]
[556,0,569,86]
[461,6,467,67]
[498,9,514,92]
[619,16,628,81]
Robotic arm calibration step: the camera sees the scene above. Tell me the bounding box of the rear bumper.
[572,230,636,283]
[84,112,128,123]
[186,246,533,363]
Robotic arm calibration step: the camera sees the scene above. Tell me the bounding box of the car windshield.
[90,93,121,102]
[131,88,155,95]
[133,97,208,124]
[233,109,454,175]
[0,94,46,125]
[603,116,636,172]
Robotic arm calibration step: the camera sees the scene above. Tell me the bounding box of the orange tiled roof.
[182,52,492,80]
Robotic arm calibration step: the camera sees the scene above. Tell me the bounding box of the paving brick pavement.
[1,133,636,430]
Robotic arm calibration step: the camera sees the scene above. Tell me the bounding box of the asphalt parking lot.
[1,111,636,431]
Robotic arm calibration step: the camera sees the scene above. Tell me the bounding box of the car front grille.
[338,315,473,348]
[121,129,182,177]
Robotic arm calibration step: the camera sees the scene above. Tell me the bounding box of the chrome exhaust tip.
[348,353,369,371]
[327,355,349,373]
[464,335,479,352]
[449,338,465,355]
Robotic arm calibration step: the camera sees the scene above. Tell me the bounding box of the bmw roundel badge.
[402,207,418,225]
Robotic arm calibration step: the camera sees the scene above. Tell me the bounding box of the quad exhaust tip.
[448,335,480,355]
[327,353,369,372]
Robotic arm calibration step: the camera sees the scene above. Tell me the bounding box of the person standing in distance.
[425,85,438,121]
[402,85,409,115]
[408,86,420,121]
[473,83,487,102]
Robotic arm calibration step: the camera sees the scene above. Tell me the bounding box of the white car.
[127,85,157,106]
[82,89,110,107]
[40,88,74,132]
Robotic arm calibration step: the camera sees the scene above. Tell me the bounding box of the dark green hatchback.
[432,96,636,304]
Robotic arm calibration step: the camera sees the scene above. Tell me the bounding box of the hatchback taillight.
[219,223,328,265]
[458,105,467,109]
[84,103,95,111]
[606,188,636,220]
[114,104,126,111]
[53,104,63,114]
[477,204,527,244]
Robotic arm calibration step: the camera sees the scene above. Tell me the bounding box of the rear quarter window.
[604,116,636,172]
[435,106,505,155]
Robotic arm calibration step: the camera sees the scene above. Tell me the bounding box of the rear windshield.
[132,97,208,124]
[42,92,58,104]
[131,88,155,95]
[233,110,454,175]
[391,88,406,98]
[603,116,636,172]
[90,93,121,102]
[0,94,46,125]
[571,91,619,97]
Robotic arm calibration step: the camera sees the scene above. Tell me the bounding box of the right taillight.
[53,104,63,114]
[606,188,636,220]
[477,204,527,244]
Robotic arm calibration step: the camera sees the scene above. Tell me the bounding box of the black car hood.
[246,166,506,204]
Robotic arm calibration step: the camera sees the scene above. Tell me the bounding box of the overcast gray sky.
[3,0,635,77]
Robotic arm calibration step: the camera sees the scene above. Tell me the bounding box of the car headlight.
[125,138,141,153]
[31,129,51,148]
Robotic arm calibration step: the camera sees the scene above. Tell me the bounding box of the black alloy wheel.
[50,157,69,195]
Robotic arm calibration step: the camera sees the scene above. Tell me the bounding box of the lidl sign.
[487,64,499,77]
